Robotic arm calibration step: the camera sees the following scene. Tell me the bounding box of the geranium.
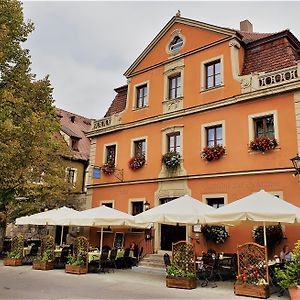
[162,151,181,170]
[201,145,225,161]
[249,136,278,153]
[202,225,229,244]
[128,156,146,170]
[101,161,115,175]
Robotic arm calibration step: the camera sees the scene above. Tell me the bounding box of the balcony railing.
[91,113,121,131]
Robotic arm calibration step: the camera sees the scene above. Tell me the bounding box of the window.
[66,168,77,185]
[254,115,274,138]
[134,139,146,157]
[131,201,144,216]
[71,138,79,151]
[205,60,221,89]
[136,85,148,108]
[167,132,180,153]
[207,198,224,209]
[169,74,181,99]
[169,36,183,52]
[106,145,116,164]
[206,125,223,147]
[102,202,113,208]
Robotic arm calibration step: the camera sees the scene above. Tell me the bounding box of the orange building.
[86,16,300,255]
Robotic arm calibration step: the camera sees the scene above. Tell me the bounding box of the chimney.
[240,20,253,32]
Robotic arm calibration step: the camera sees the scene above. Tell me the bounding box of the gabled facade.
[86,16,300,253]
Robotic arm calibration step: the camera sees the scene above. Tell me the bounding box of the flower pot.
[288,286,300,300]
[65,264,87,275]
[166,276,197,289]
[234,281,270,299]
[3,258,23,266]
[32,261,54,270]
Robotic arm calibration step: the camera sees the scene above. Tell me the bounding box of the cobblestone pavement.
[0,263,290,300]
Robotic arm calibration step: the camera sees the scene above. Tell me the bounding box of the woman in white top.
[280,245,292,262]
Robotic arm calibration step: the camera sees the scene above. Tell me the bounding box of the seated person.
[280,245,292,262]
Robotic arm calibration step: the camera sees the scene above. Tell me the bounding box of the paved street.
[0,263,289,300]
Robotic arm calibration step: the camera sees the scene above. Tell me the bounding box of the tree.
[0,0,75,250]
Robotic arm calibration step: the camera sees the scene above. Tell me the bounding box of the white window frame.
[103,142,118,165]
[201,120,225,150]
[130,136,148,160]
[65,167,77,186]
[128,198,146,216]
[161,125,184,157]
[248,110,279,144]
[132,81,150,110]
[100,200,115,208]
[200,55,224,92]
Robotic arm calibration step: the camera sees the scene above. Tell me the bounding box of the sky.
[22,1,300,120]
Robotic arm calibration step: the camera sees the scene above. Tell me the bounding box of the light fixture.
[144,200,150,211]
[290,154,300,176]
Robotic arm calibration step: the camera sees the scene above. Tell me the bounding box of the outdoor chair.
[54,247,70,269]
[98,251,109,273]
[23,244,39,265]
[138,246,144,262]
[163,253,171,270]
[217,253,237,281]
[106,248,118,271]
[199,254,218,288]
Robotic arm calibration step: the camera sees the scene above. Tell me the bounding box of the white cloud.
[22,1,300,119]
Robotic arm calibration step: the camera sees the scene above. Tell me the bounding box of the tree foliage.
[0,0,75,230]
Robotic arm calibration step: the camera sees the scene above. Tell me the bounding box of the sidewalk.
[0,263,290,299]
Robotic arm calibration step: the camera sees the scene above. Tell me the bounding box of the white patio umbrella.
[134,194,216,225]
[15,206,79,245]
[60,205,149,250]
[205,190,300,246]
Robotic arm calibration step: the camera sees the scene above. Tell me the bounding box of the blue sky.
[22,1,300,119]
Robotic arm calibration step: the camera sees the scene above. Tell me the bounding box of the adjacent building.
[86,16,300,254]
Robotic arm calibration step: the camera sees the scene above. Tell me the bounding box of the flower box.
[166,276,197,289]
[234,281,270,299]
[65,264,87,275]
[201,145,225,161]
[289,286,300,300]
[3,258,23,266]
[249,137,278,153]
[128,156,145,170]
[32,261,54,270]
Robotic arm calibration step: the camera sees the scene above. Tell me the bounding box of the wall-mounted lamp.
[290,154,300,176]
[144,200,150,211]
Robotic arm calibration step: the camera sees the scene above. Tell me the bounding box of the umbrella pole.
[263,222,267,247]
[60,225,64,245]
[99,227,104,251]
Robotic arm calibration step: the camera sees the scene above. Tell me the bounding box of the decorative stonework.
[92,113,122,130]
[163,96,183,113]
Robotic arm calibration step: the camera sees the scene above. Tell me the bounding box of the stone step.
[138,261,165,268]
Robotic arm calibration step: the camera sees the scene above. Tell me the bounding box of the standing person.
[280,245,292,262]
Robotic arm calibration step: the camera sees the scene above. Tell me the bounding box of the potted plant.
[202,225,229,244]
[3,234,24,266]
[234,242,270,299]
[101,160,115,175]
[162,151,181,170]
[65,236,88,275]
[166,264,197,289]
[32,235,54,270]
[275,240,300,300]
[201,145,225,161]
[128,155,146,170]
[249,136,278,153]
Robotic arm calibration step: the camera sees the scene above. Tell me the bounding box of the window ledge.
[200,84,224,93]
[248,145,281,155]
[163,96,184,103]
[132,105,149,111]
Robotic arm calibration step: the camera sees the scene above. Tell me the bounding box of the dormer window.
[169,36,183,53]
[71,137,79,151]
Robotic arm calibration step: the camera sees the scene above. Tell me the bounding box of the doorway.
[160,224,186,251]
[55,226,69,245]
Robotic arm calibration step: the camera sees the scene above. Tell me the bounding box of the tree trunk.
[0,220,7,255]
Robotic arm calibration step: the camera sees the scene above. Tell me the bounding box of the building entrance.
[160,224,186,251]
[159,197,186,251]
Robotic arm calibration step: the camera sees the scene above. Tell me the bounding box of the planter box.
[3,258,23,266]
[32,261,54,270]
[234,281,270,299]
[166,276,197,289]
[288,286,300,300]
[65,264,87,275]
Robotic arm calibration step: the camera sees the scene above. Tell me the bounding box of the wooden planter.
[289,286,300,300]
[3,258,23,266]
[234,281,270,299]
[32,261,54,270]
[166,276,197,289]
[65,264,87,275]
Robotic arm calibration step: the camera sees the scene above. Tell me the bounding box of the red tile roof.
[238,30,274,44]
[58,108,92,161]
[104,85,128,117]
[240,30,300,75]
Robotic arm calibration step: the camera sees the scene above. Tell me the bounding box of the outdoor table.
[23,246,32,256]
[88,251,101,263]
[54,249,62,258]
